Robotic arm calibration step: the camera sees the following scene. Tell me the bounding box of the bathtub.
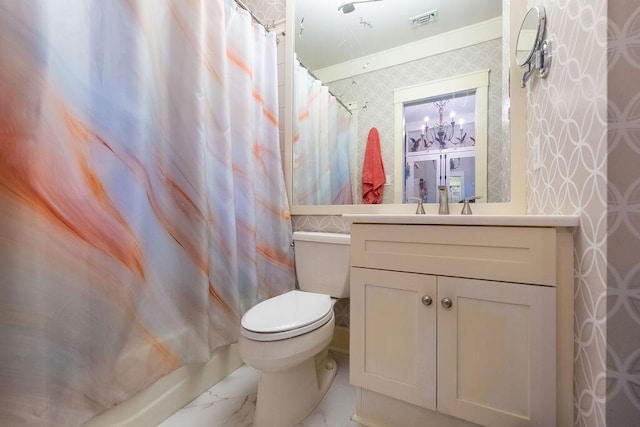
[84,344,243,427]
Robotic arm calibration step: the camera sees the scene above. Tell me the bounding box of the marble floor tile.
[296,352,361,427]
[159,351,360,427]
[158,365,260,427]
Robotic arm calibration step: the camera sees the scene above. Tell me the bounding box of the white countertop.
[342,214,580,227]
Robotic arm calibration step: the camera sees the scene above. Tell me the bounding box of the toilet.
[239,231,350,427]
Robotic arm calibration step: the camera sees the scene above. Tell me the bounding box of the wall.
[241,0,284,23]
[327,39,508,204]
[607,2,640,424]
[524,1,608,426]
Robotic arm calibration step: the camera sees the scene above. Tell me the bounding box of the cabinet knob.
[441,297,453,309]
[421,295,433,306]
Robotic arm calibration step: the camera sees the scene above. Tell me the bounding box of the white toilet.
[239,231,350,427]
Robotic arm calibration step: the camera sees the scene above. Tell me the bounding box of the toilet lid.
[241,290,333,340]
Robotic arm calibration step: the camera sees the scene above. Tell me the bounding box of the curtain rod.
[234,0,268,30]
[232,1,349,114]
[297,59,352,115]
[233,0,286,43]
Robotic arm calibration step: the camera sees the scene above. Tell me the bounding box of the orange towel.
[362,127,385,204]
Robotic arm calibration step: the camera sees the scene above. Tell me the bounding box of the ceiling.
[295,0,502,71]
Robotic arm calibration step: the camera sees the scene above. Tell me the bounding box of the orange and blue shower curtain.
[0,0,294,424]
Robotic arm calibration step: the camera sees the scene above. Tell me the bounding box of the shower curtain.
[293,58,354,205]
[0,0,295,425]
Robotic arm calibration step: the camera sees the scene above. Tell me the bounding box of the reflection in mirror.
[292,58,356,205]
[404,91,478,204]
[394,70,489,205]
[290,0,509,209]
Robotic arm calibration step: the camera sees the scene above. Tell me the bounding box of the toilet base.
[253,350,337,427]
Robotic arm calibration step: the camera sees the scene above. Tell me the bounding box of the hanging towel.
[362,127,386,204]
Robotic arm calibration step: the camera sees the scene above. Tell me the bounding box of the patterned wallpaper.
[328,39,508,204]
[240,0,285,25]
[524,1,608,426]
[292,214,351,234]
[607,2,640,425]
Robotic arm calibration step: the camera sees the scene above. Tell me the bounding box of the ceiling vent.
[410,9,439,27]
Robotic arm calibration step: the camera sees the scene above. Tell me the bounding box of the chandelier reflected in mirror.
[405,88,477,154]
[420,99,467,149]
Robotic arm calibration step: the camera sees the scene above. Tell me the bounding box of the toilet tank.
[293,231,350,298]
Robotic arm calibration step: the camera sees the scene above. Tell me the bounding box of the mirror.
[515,6,550,87]
[285,0,527,214]
[292,59,356,205]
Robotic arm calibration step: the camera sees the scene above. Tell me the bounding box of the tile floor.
[159,351,361,427]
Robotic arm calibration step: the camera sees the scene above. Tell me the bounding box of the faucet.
[437,186,449,215]
[460,196,483,215]
[407,197,425,215]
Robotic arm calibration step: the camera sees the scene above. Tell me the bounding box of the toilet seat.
[241,290,333,341]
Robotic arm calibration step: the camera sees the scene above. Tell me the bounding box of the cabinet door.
[437,277,556,427]
[350,267,437,410]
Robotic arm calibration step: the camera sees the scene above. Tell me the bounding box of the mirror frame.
[284,0,527,215]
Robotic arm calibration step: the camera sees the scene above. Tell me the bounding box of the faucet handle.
[407,197,426,215]
[460,196,483,215]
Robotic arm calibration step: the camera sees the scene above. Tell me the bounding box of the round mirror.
[515,7,544,67]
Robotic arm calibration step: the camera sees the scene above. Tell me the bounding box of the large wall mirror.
[284,0,527,215]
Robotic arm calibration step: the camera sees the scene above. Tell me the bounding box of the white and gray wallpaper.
[524,0,608,426]
[240,0,285,24]
[607,2,640,425]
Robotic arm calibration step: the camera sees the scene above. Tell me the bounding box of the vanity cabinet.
[349,223,574,427]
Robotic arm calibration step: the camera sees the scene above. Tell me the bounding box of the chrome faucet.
[437,186,449,215]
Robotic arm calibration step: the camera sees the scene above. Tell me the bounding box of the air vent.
[410,9,439,27]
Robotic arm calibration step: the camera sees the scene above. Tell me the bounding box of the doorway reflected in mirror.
[393,70,489,206]
[404,90,477,204]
